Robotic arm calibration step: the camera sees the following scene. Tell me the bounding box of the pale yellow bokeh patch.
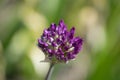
[29,46,49,76]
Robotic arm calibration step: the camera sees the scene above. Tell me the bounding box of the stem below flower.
[45,63,54,80]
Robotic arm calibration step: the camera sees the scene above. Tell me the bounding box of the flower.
[38,20,83,63]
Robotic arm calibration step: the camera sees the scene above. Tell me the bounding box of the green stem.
[45,63,54,80]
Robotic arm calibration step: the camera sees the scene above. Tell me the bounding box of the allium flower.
[38,20,83,63]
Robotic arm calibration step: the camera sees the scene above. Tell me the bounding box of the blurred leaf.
[3,20,23,49]
[87,37,120,80]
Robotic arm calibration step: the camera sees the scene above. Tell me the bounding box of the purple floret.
[38,20,83,63]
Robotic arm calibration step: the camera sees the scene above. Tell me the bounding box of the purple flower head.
[38,20,83,63]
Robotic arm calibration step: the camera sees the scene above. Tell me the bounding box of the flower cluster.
[38,20,83,63]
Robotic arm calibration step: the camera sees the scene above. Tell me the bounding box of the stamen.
[66,47,74,52]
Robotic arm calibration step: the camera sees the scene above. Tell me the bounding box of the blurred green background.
[0,0,120,80]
